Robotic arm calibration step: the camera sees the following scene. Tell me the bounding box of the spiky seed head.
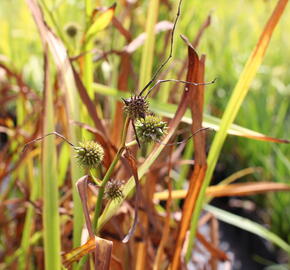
[74,141,104,169]
[105,180,124,201]
[135,115,168,143]
[122,95,149,119]
[65,23,78,38]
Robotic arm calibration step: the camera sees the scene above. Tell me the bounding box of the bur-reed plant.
[1,0,290,269]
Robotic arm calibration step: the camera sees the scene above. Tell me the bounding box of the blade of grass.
[83,0,93,99]
[186,0,289,261]
[82,2,116,99]
[205,204,290,254]
[25,0,85,252]
[18,157,39,269]
[41,48,61,270]
[138,0,160,90]
[175,139,193,190]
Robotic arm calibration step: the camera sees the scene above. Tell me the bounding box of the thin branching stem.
[138,0,183,96]
[145,78,216,99]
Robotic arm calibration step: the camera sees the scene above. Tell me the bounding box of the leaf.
[196,231,228,261]
[171,38,207,269]
[86,4,116,42]
[205,204,290,254]
[62,236,113,268]
[189,0,289,260]
[92,83,290,144]
[41,46,61,270]
[76,176,94,237]
[26,0,87,250]
[206,182,290,198]
[122,147,139,243]
[153,182,290,200]
[152,103,290,144]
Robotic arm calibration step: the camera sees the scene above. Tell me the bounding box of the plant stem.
[92,117,130,231]
[138,0,160,90]
[84,0,94,98]
[42,52,61,270]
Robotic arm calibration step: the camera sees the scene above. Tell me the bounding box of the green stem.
[138,0,160,90]
[77,116,129,270]
[92,117,130,231]
[84,0,94,98]
[126,140,137,147]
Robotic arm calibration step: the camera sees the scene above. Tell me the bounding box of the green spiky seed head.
[122,95,149,119]
[74,141,104,169]
[65,23,78,38]
[135,115,168,143]
[105,180,124,201]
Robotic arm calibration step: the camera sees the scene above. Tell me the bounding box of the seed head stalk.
[92,117,130,231]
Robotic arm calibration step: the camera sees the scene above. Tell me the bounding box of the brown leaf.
[112,16,132,42]
[196,231,228,261]
[122,147,139,243]
[210,216,220,270]
[76,175,94,238]
[192,13,212,48]
[70,63,108,137]
[171,38,208,270]
[111,52,131,145]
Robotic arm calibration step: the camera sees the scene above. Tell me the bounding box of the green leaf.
[92,83,284,142]
[205,204,290,254]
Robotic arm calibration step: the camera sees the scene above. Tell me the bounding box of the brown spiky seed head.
[74,141,104,169]
[122,95,149,119]
[135,115,168,143]
[105,180,124,201]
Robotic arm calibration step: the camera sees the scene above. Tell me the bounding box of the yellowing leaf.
[86,3,116,41]
[62,236,112,268]
[154,182,290,200]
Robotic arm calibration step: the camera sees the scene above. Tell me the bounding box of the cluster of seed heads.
[122,94,168,144]
[122,96,149,120]
[74,141,104,169]
[135,115,168,143]
[105,180,124,201]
